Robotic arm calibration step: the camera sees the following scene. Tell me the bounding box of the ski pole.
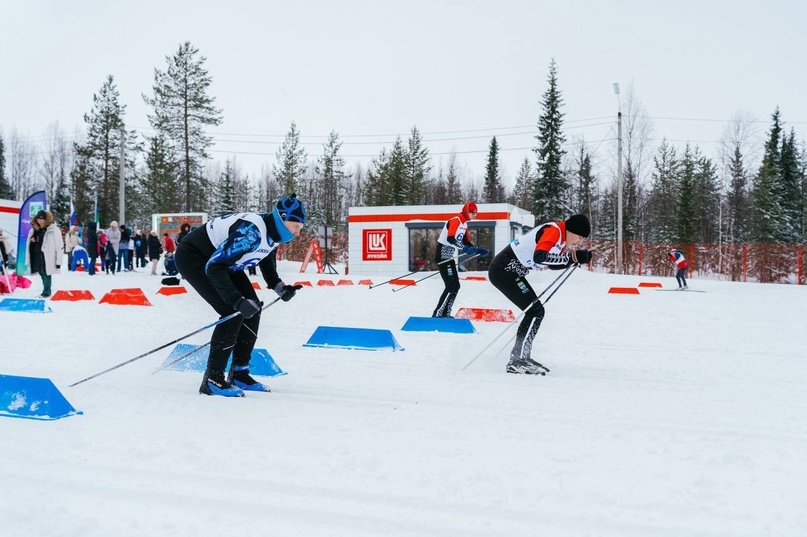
[68,311,242,387]
[460,264,577,372]
[391,254,481,293]
[151,296,283,374]
[368,252,470,289]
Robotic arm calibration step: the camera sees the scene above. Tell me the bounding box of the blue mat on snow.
[303,326,404,351]
[160,344,287,376]
[401,316,476,334]
[0,298,52,313]
[0,374,82,420]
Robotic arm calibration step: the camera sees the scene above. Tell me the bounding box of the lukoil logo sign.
[362,229,392,261]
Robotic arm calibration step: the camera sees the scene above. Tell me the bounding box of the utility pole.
[614,83,623,274]
[119,128,126,225]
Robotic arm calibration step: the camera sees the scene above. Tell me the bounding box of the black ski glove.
[275,282,303,302]
[235,297,262,319]
[573,249,592,264]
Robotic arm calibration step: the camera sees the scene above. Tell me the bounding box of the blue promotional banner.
[16,190,47,276]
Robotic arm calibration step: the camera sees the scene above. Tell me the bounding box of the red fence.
[589,240,806,284]
[279,232,805,285]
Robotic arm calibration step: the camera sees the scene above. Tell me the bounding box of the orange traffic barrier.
[51,290,95,301]
[337,279,354,286]
[317,280,335,286]
[357,279,373,286]
[157,286,187,296]
[99,288,152,306]
[461,276,487,281]
[608,287,640,295]
[294,281,313,287]
[455,307,515,322]
[638,282,663,288]
[390,279,416,286]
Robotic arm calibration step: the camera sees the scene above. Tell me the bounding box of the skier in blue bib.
[175,195,306,397]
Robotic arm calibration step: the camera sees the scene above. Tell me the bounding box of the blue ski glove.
[275,282,303,302]
[477,248,490,257]
[235,297,262,319]
[462,245,477,256]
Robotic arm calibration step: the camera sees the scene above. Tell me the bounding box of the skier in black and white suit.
[175,195,306,397]
[488,214,592,375]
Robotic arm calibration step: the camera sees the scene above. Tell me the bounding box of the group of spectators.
[60,222,181,277]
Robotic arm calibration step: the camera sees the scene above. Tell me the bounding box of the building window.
[406,222,496,272]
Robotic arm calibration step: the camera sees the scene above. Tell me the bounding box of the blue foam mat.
[303,326,404,351]
[0,298,52,313]
[160,344,287,376]
[401,316,476,334]
[0,374,82,420]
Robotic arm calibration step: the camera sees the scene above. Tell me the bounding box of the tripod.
[322,225,338,274]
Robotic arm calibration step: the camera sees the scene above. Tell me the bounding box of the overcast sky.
[3,0,806,186]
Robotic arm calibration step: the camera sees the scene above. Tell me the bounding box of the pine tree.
[482,136,504,203]
[215,159,237,215]
[144,41,222,212]
[315,131,347,227]
[647,139,680,243]
[532,58,568,222]
[779,129,802,242]
[405,127,430,205]
[445,152,463,204]
[364,148,390,206]
[725,144,751,243]
[676,145,699,243]
[511,157,532,209]
[273,121,308,196]
[388,138,408,205]
[75,75,138,225]
[572,144,596,225]
[751,109,786,243]
[694,154,720,243]
[142,133,180,214]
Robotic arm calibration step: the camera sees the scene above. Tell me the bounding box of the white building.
[347,203,534,275]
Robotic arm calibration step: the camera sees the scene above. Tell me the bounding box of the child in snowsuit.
[668,249,688,289]
[431,201,489,318]
[488,214,592,375]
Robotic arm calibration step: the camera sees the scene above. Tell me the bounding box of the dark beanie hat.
[35,210,48,220]
[565,214,590,238]
[276,194,307,224]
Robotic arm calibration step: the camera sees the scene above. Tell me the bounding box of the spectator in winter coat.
[431,201,489,318]
[135,230,148,268]
[147,231,162,275]
[117,224,131,272]
[26,220,44,276]
[488,214,592,375]
[0,229,14,266]
[176,223,191,245]
[84,222,100,275]
[33,210,64,298]
[163,233,175,254]
[107,221,121,263]
[64,226,81,271]
[175,194,306,397]
[668,249,688,290]
[98,229,109,272]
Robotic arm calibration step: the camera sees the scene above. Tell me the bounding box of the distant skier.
[668,249,688,290]
[431,201,489,318]
[488,214,592,375]
[175,194,306,397]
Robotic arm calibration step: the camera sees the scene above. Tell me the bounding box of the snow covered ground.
[2,261,806,537]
